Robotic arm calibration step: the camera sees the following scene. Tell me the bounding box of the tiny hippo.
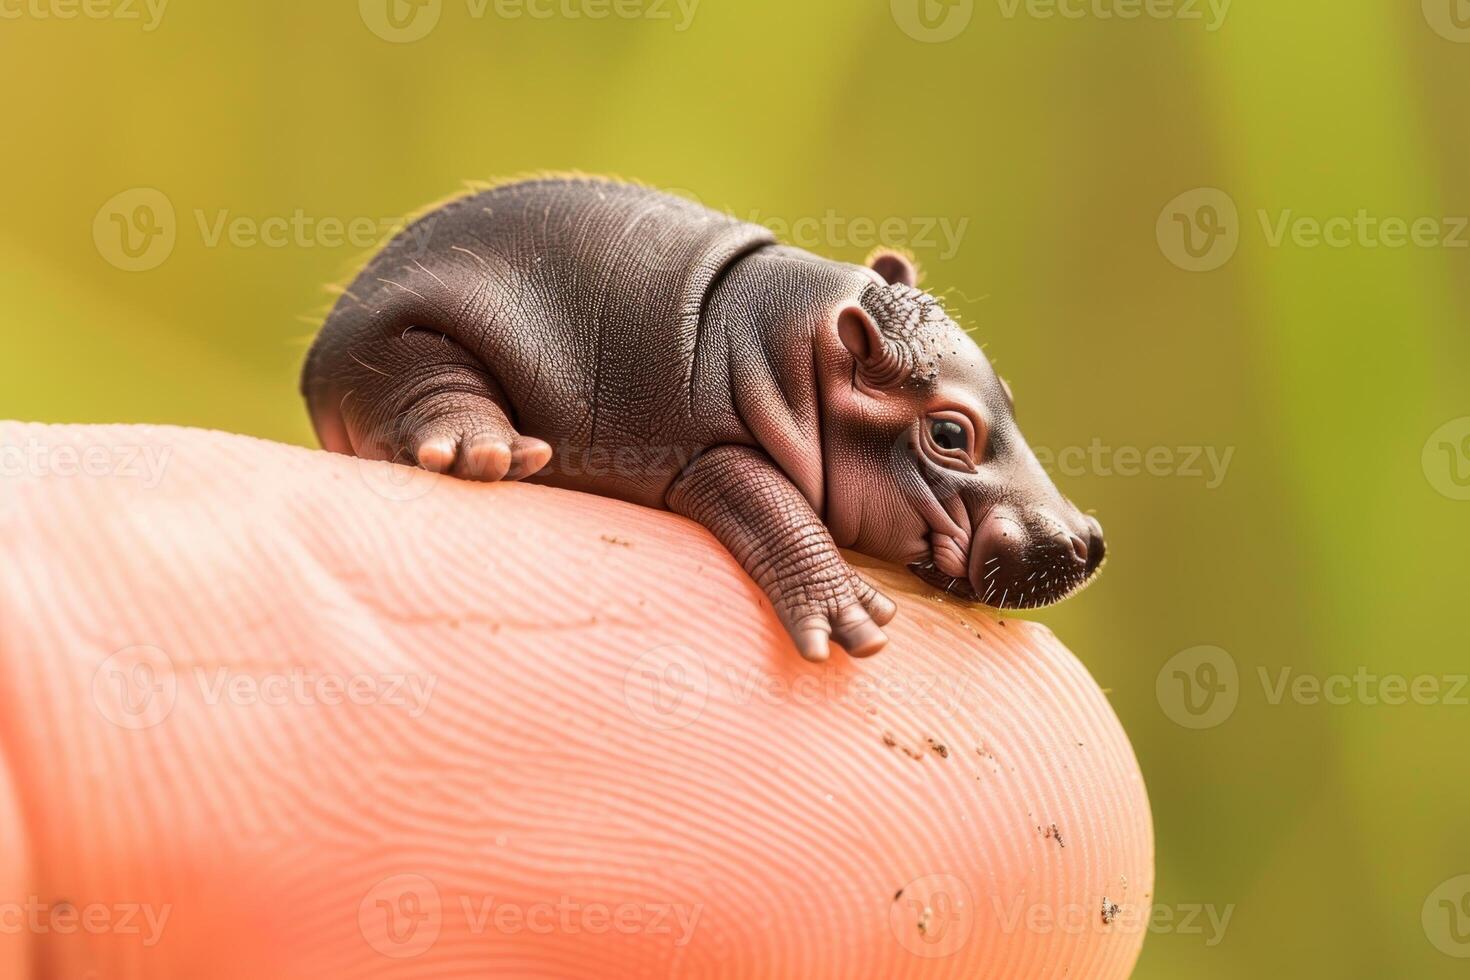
[302,177,1104,661]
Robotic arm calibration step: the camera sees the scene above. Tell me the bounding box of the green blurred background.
[3,1,1468,975]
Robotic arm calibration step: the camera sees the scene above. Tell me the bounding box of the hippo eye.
[930,419,967,452]
[922,411,979,471]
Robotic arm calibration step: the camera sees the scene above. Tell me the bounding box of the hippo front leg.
[667,445,897,661]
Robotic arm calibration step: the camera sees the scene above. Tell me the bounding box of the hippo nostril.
[1084,520,1105,575]
[1068,534,1089,564]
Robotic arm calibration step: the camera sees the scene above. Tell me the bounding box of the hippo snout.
[1065,514,1106,577]
[967,506,1106,609]
[1081,514,1106,576]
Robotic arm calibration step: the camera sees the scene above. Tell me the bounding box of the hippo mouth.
[906,552,1092,609]
[906,558,981,602]
[906,508,1105,609]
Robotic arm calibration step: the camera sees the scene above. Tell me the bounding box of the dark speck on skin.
[1101,898,1121,924]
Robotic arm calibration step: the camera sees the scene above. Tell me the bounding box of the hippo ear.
[867,249,919,288]
[837,305,905,387]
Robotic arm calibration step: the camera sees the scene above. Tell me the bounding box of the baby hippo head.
[821,252,1105,609]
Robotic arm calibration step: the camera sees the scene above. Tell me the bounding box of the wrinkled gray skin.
[303,178,1104,661]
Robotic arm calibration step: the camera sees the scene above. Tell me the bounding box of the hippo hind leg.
[303,325,552,483]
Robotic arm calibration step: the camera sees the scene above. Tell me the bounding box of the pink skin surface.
[0,423,1152,979]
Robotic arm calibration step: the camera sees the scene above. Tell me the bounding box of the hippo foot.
[412,425,553,483]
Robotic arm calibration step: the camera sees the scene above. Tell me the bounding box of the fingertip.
[6,426,1151,979]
